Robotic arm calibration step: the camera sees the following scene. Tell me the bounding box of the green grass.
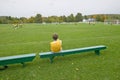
[0,23,120,80]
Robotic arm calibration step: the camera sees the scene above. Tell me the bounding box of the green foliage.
[28,17,35,23]
[67,14,75,22]
[0,16,10,24]
[0,14,119,24]
[75,13,83,22]
[34,14,42,23]
[20,17,28,23]
[95,15,104,22]
[0,23,120,80]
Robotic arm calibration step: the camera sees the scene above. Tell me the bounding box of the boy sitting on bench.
[50,33,62,53]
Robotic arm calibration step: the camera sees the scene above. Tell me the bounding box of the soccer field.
[0,23,120,80]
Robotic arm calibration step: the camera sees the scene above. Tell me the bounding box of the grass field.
[0,23,120,80]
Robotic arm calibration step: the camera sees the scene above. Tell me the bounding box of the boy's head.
[53,33,58,40]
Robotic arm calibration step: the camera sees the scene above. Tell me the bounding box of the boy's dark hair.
[53,33,58,40]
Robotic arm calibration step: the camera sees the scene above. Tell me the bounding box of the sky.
[0,0,120,18]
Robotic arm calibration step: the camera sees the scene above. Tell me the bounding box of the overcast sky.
[0,0,120,17]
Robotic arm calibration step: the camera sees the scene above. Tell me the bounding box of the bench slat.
[0,53,36,67]
[39,45,107,63]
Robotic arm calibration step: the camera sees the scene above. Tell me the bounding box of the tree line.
[0,13,120,24]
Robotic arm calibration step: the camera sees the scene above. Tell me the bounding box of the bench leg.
[95,50,100,55]
[4,65,8,69]
[21,62,25,67]
[50,56,55,63]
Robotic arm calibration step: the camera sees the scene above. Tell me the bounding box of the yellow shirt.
[50,39,62,53]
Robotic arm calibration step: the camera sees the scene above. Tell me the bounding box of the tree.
[0,16,9,24]
[75,13,83,22]
[83,15,88,19]
[62,15,67,22]
[58,16,67,23]
[28,17,35,23]
[20,17,27,23]
[95,15,105,22]
[67,14,74,22]
[34,14,42,23]
[42,17,48,23]
[58,16,63,23]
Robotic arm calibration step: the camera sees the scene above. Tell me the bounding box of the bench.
[39,45,107,63]
[0,53,36,69]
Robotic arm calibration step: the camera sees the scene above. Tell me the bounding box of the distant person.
[50,33,62,53]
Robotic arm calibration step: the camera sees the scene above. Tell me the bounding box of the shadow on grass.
[38,52,102,64]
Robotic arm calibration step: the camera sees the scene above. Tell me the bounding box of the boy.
[50,33,62,53]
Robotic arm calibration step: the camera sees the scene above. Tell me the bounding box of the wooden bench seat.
[39,45,107,63]
[0,53,36,69]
